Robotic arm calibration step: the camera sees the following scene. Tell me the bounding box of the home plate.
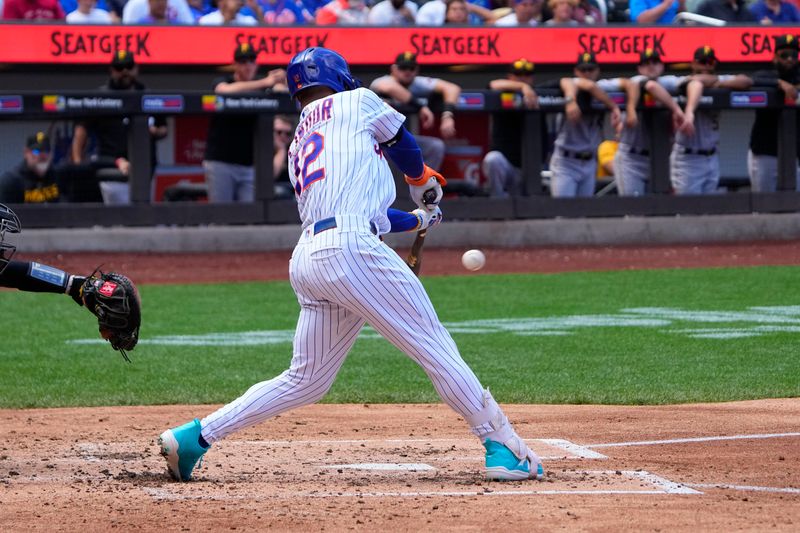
[323,463,436,471]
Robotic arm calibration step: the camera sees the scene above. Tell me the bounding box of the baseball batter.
[159,47,543,483]
[670,46,752,195]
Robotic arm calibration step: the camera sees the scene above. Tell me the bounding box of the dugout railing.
[0,87,797,228]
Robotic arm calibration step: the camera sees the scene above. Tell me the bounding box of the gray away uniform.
[550,78,621,198]
[615,75,683,196]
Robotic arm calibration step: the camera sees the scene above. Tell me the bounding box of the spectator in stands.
[368,0,418,24]
[494,0,543,26]
[482,59,538,197]
[573,0,604,22]
[550,52,629,197]
[2,0,64,20]
[545,0,578,24]
[186,0,212,20]
[416,0,494,24]
[203,44,288,203]
[0,133,60,204]
[749,0,800,23]
[70,51,168,205]
[748,34,800,192]
[66,0,112,22]
[441,0,495,23]
[272,115,295,199]
[694,0,756,22]
[122,0,194,24]
[134,0,181,22]
[262,0,313,24]
[199,0,258,24]
[370,51,461,171]
[670,46,752,195]
[629,0,681,24]
[614,49,688,197]
[315,0,369,24]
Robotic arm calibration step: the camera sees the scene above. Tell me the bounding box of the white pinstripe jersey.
[288,87,407,235]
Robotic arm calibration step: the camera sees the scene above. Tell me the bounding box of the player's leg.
[203,160,235,203]
[481,151,515,198]
[159,243,365,481]
[576,159,596,197]
[326,232,543,480]
[702,154,721,194]
[549,152,578,197]
[234,165,255,203]
[747,150,778,193]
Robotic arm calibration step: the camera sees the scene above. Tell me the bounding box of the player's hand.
[263,69,287,87]
[411,206,443,231]
[522,86,539,109]
[115,157,131,176]
[679,112,696,136]
[778,79,798,102]
[609,107,622,130]
[440,114,456,138]
[419,106,435,129]
[409,178,443,211]
[624,110,638,129]
[565,100,581,122]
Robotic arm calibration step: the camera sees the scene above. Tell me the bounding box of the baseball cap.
[395,51,418,69]
[26,131,51,153]
[576,52,598,68]
[774,34,799,52]
[638,48,661,65]
[693,45,717,64]
[510,58,535,75]
[111,50,135,70]
[234,43,258,63]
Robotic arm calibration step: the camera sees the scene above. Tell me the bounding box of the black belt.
[682,147,716,156]
[559,148,594,161]
[312,217,378,235]
[629,147,650,156]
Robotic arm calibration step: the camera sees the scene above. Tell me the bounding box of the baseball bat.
[405,188,438,276]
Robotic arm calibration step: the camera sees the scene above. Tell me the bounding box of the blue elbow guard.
[387,208,421,233]
[382,127,424,179]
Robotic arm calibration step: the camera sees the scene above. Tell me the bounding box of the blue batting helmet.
[287,47,360,100]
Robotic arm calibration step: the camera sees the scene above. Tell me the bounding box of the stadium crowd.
[3,0,800,26]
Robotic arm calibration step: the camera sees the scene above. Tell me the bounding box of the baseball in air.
[461,249,486,271]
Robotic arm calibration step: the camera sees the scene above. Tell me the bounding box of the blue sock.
[198,434,210,448]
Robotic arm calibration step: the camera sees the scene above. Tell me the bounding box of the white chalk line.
[141,470,697,501]
[586,432,800,449]
[323,463,435,471]
[687,483,800,494]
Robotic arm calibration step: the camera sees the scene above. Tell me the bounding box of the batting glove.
[411,207,443,231]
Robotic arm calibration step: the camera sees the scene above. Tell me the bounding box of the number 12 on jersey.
[292,132,326,195]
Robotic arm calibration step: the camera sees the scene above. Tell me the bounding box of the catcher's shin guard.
[465,389,544,481]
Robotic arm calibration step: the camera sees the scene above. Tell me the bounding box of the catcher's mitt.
[80,272,141,362]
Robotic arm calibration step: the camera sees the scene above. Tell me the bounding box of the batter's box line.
[230,438,606,460]
[141,470,700,501]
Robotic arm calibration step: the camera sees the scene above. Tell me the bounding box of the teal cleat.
[483,439,544,481]
[158,418,209,482]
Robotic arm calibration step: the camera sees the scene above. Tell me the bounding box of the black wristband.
[443,103,456,114]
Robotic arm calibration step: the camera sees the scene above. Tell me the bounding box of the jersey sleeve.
[359,88,407,144]
[597,78,623,92]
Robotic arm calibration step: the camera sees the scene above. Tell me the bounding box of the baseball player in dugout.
[748,34,800,192]
[482,58,539,198]
[203,43,288,203]
[369,51,462,172]
[670,46,752,195]
[159,47,544,484]
[70,50,168,204]
[614,49,688,197]
[0,132,60,204]
[550,52,632,197]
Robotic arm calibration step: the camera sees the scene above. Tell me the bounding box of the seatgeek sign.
[0,25,797,65]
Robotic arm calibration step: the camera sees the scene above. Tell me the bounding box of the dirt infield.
[4,241,800,531]
[1,402,799,531]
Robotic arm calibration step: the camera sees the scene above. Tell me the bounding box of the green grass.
[1,266,799,408]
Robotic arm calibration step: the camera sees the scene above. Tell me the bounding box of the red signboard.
[0,24,796,66]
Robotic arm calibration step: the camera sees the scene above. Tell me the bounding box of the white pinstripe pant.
[200,215,493,443]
